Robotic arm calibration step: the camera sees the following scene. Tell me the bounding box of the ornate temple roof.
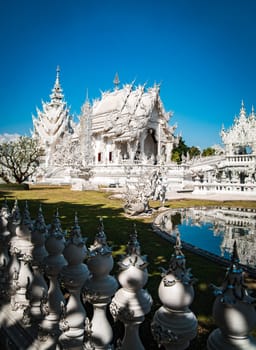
[81,78,175,142]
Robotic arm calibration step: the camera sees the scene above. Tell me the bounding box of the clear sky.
[1,0,256,149]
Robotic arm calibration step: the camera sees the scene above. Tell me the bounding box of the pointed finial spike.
[74,211,78,224]
[70,212,82,238]
[55,65,60,86]
[50,66,64,103]
[99,217,104,232]
[127,223,141,255]
[113,72,120,90]
[240,99,246,112]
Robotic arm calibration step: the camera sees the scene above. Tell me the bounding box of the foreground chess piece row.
[1,199,256,349]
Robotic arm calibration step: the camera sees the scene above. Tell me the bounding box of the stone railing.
[0,200,256,350]
[225,154,256,164]
[193,181,256,195]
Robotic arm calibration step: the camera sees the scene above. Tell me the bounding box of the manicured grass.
[1,184,256,349]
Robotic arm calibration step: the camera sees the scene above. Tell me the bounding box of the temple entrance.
[120,143,129,160]
[144,129,157,163]
[240,172,247,184]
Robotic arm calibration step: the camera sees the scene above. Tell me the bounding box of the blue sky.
[1,0,256,149]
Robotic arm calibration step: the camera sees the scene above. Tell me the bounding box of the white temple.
[32,67,179,188]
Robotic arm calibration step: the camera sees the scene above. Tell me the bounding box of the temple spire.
[50,65,64,104]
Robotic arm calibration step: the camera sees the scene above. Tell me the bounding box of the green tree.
[0,136,42,184]
[202,147,215,157]
[171,137,189,163]
[189,146,201,158]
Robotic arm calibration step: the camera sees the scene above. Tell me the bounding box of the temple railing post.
[7,200,21,304]
[38,209,67,349]
[58,214,90,350]
[110,224,152,350]
[10,202,34,326]
[83,218,118,350]
[28,205,48,320]
[151,230,197,350]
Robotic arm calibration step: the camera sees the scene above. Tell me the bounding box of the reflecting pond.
[156,207,256,268]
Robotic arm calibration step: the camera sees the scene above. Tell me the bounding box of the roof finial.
[240,99,246,117]
[240,99,245,111]
[56,65,60,81]
[85,88,90,105]
[50,65,63,103]
[113,72,120,90]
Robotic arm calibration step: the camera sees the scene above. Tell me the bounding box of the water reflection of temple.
[156,207,256,268]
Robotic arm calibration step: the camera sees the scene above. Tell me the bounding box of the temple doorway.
[144,129,157,162]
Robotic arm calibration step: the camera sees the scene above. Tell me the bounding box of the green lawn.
[1,184,256,349]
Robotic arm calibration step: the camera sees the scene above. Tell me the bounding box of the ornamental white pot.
[87,254,114,277]
[118,255,148,291]
[158,272,194,311]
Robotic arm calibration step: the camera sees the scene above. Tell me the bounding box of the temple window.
[98,152,102,162]
[109,152,112,162]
